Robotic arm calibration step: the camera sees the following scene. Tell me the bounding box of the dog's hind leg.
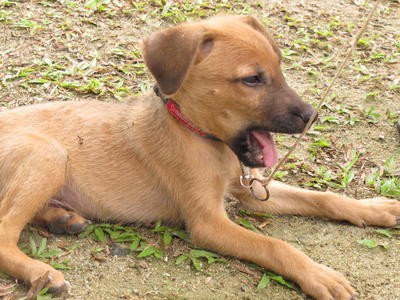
[231,169,400,228]
[0,132,69,293]
[32,206,89,234]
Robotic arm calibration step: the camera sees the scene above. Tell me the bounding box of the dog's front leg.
[231,169,400,228]
[182,198,355,300]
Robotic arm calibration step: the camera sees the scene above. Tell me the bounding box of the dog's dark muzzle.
[262,85,317,134]
[228,86,317,168]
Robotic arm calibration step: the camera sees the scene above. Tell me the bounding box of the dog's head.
[142,15,315,168]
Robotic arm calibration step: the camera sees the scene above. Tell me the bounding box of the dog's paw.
[299,262,356,300]
[47,280,70,295]
[349,197,400,227]
[48,211,90,234]
[29,266,69,296]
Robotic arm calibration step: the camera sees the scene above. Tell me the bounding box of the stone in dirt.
[110,244,130,257]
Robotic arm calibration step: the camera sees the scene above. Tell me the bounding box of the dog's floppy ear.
[237,15,282,61]
[142,25,211,96]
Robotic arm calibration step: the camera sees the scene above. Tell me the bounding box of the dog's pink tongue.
[250,131,278,168]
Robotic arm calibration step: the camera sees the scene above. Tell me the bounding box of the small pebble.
[110,244,130,257]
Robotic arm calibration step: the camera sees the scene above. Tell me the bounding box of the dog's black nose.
[295,108,317,124]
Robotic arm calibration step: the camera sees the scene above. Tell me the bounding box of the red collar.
[154,85,220,142]
[165,100,210,137]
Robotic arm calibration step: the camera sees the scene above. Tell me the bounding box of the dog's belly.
[53,183,182,224]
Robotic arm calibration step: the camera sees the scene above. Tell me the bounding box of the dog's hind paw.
[47,211,90,235]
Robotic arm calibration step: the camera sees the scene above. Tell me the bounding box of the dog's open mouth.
[230,129,278,168]
[249,131,278,167]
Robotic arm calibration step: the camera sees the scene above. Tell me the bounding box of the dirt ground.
[0,0,399,299]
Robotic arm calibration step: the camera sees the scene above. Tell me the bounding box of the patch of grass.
[307,136,331,161]
[81,223,143,247]
[249,263,297,291]
[257,271,296,291]
[14,19,44,31]
[374,229,400,239]
[365,157,400,198]
[17,287,63,300]
[176,250,225,271]
[137,245,163,259]
[358,105,381,123]
[356,239,388,249]
[236,218,260,233]
[29,237,62,260]
[152,221,189,246]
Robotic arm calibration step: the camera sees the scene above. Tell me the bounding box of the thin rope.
[261,0,382,187]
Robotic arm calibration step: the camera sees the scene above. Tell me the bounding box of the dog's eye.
[241,75,262,87]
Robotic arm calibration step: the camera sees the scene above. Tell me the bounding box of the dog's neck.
[153,85,221,142]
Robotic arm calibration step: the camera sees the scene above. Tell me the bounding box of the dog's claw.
[69,220,89,233]
[48,216,70,234]
[47,280,69,295]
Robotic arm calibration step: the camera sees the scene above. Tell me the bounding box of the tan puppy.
[0,15,399,300]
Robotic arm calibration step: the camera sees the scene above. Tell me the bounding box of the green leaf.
[153,247,163,259]
[153,220,162,230]
[190,257,202,271]
[374,229,393,239]
[50,262,72,270]
[191,250,218,258]
[356,239,377,249]
[175,254,188,265]
[152,226,167,232]
[91,247,104,254]
[67,243,79,251]
[37,238,47,256]
[163,231,172,245]
[137,246,156,258]
[37,291,62,300]
[38,288,49,295]
[79,224,95,238]
[103,228,120,240]
[263,271,296,289]
[236,218,260,233]
[114,232,141,243]
[172,230,189,241]
[365,171,379,186]
[190,250,224,264]
[94,228,105,242]
[129,238,141,251]
[342,169,355,186]
[30,236,37,256]
[28,78,50,84]
[239,209,274,219]
[39,250,62,258]
[60,81,80,89]
[257,273,270,290]
[380,242,389,249]
[379,178,400,197]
